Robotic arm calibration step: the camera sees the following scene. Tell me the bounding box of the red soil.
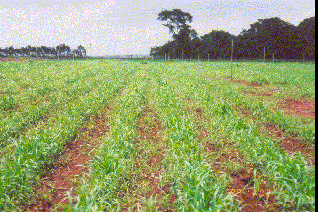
[279,99,315,119]
[221,77,262,88]
[244,91,273,97]
[24,113,109,211]
[235,101,315,165]
[124,106,174,211]
[264,123,315,165]
[230,170,279,212]
[193,108,280,212]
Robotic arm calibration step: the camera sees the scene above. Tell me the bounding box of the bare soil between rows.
[24,113,109,211]
[193,108,280,212]
[221,77,262,88]
[264,123,315,165]
[241,83,315,164]
[237,91,315,164]
[236,102,315,165]
[239,79,315,119]
[123,105,175,211]
[219,76,315,120]
[279,99,315,119]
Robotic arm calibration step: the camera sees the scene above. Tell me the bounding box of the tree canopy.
[152,11,315,61]
[0,44,87,59]
[155,9,198,59]
[157,9,193,35]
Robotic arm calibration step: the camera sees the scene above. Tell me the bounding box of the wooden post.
[89,43,92,60]
[208,54,210,62]
[264,47,266,63]
[182,50,184,61]
[272,53,275,64]
[231,39,234,81]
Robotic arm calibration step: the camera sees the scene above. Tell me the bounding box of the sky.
[0,0,315,56]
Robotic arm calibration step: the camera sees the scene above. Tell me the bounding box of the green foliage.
[0,60,129,211]
[0,96,16,111]
[153,15,315,61]
[0,60,315,211]
[252,77,270,85]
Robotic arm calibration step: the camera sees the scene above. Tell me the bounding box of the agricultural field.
[0,59,315,211]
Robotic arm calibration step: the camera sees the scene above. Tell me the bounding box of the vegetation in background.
[151,9,315,61]
[0,44,86,59]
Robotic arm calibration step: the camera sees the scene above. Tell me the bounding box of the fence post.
[231,39,234,81]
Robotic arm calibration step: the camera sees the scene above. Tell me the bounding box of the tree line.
[151,9,315,61]
[0,44,87,59]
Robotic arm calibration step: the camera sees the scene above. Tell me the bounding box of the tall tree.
[200,30,234,59]
[56,44,71,58]
[150,41,176,59]
[77,45,86,57]
[158,9,193,36]
[297,17,315,60]
[157,9,197,59]
[237,17,296,60]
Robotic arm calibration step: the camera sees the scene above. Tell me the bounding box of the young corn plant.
[0,61,129,211]
[68,69,147,211]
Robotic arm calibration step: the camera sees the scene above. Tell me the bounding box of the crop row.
[0,61,132,211]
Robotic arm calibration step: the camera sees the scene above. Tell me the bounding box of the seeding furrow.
[0,65,130,211]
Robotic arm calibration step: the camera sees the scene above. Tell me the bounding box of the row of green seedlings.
[151,60,314,210]
[0,61,107,145]
[241,94,314,142]
[0,78,98,148]
[151,63,241,210]
[153,75,238,211]
[147,61,314,210]
[195,60,315,100]
[114,70,171,210]
[186,62,314,143]
[0,67,129,211]
[66,69,152,211]
[180,68,315,210]
[67,67,234,211]
[0,60,102,116]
